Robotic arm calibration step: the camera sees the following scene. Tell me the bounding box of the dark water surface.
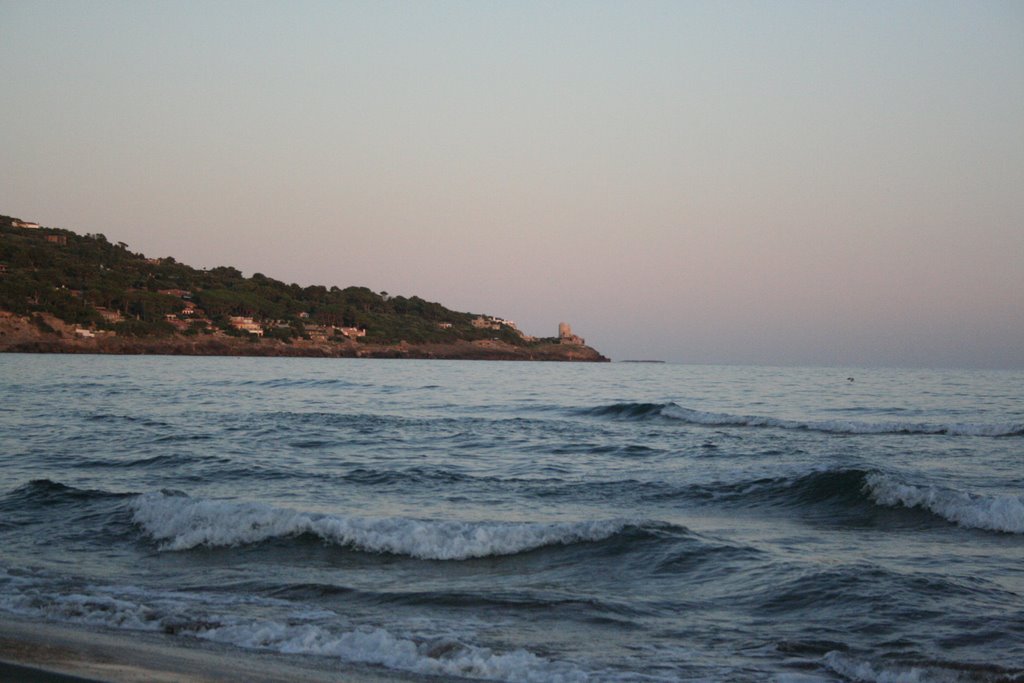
[1,356,1021,681]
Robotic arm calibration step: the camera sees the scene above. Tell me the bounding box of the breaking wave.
[0,572,591,682]
[864,473,1024,534]
[196,621,590,682]
[821,651,1018,683]
[588,402,1024,437]
[681,469,1024,534]
[130,492,645,559]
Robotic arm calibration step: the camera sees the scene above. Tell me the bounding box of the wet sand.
[0,615,441,682]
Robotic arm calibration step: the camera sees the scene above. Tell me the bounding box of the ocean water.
[1,355,1022,682]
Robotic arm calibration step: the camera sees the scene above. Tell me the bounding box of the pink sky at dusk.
[2,1,1022,367]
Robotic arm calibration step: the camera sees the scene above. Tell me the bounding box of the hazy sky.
[2,1,1022,367]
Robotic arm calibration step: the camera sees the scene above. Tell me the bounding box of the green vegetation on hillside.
[0,215,532,345]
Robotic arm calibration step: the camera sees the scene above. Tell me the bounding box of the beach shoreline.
[0,615,442,683]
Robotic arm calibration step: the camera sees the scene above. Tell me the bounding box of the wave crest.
[585,402,670,419]
[197,622,589,682]
[686,469,1024,535]
[3,479,132,505]
[587,402,1024,437]
[821,651,1016,683]
[130,493,639,560]
[0,575,589,682]
[864,473,1024,534]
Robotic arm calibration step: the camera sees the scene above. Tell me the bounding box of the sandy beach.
[0,615,443,683]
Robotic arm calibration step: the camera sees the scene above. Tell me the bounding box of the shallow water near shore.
[1,355,1022,681]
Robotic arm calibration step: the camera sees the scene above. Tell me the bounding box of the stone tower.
[558,322,584,345]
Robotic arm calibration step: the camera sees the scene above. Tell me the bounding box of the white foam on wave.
[130,492,633,559]
[10,590,162,630]
[659,405,1023,437]
[0,575,591,682]
[197,619,589,682]
[823,651,965,683]
[864,473,1024,534]
[0,570,163,631]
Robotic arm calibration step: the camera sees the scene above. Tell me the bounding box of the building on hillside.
[229,316,264,336]
[472,316,525,335]
[96,308,123,323]
[12,220,40,229]
[45,234,68,245]
[472,316,501,331]
[339,327,366,338]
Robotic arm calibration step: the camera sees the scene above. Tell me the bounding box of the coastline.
[0,312,609,362]
[0,615,442,683]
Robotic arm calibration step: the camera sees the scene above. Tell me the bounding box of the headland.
[0,215,608,362]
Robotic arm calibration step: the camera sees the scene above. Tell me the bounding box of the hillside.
[0,215,608,361]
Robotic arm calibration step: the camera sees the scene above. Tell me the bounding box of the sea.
[1,355,1021,682]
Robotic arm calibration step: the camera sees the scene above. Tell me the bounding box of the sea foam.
[823,651,967,683]
[0,572,591,683]
[864,473,1024,534]
[197,620,590,682]
[130,492,633,559]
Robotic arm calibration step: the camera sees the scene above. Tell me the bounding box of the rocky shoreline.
[0,312,609,362]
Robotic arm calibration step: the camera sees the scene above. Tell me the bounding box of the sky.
[2,1,1022,368]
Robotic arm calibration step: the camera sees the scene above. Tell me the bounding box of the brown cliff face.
[0,313,610,362]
